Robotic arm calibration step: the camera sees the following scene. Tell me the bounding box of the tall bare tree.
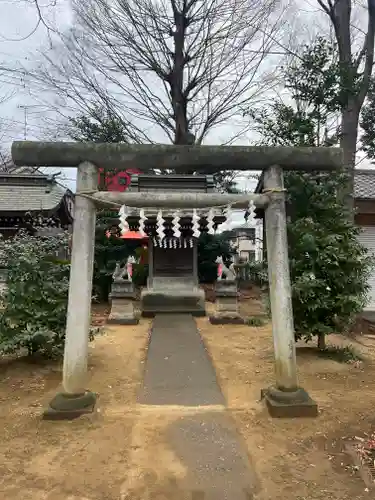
[32,0,287,146]
[0,1,60,42]
[317,0,375,211]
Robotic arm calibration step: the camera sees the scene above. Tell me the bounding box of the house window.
[240,250,256,261]
[237,228,256,243]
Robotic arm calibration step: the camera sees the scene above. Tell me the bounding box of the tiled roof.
[354,170,375,199]
[0,161,42,175]
[0,173,67,213]
[255,168,375,200]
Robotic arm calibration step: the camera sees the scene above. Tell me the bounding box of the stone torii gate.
[12,141,342,419]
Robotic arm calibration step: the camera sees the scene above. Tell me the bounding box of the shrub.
[198,233,233,283]
[0,228,71,358]
[246,316,267,327]
[242,260,268,287]
[132,263,149,287]
[317,344,364,364]
[286,171,374,349]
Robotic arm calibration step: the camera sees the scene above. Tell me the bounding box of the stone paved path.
[137,314,256,499]
[139,314,225,406]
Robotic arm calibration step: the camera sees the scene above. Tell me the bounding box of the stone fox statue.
[215,256,236,281]
[113,256,136,282]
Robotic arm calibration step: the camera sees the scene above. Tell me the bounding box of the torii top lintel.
[11,141,342,172]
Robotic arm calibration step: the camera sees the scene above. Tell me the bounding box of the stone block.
[108,298,139,325]
[261,386,318,418]
[217,297,239,313]
[109,280,137,300]
[212,279,243,323]
[215,280,238,297]
[141,286,206,316]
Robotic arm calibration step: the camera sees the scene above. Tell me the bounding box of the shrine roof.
[0,164,70,214]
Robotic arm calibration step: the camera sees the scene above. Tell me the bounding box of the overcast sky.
[0,0,373,220]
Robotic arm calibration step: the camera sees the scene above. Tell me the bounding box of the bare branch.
[0,0,58,43]
[315,0,375,212]
[358,0,375,103]
[27,0,288,146]
[317,0,334,16]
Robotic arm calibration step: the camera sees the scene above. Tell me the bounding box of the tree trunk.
[171,9,189,146]
[317,332,326,350]
[340,102,359,219]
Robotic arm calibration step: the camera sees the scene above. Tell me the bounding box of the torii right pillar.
[262,165,318,418]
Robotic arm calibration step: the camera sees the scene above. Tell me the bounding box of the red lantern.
[119,230,149,240]
[98,168,142,192]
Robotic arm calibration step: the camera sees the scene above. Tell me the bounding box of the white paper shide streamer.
[119,205,129,235]
[223,204,232,228]
[121,198,256,240]
[247,200,256,226]
[206,208,215,235]
[139,208,147,236]
[192,209,200,238]
[172,210,181,238]
[156,210,165,240]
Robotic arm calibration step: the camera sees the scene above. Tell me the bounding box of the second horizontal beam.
[89,191,269,209]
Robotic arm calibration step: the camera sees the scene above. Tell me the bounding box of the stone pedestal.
[209,280,244,324]
[108,280,139,325]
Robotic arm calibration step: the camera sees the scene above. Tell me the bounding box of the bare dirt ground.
[0,315,151,500]
[198,296,375,499]
[1,298,375,499]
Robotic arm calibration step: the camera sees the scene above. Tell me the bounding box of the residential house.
[223,222,263,263]
[354,170,375,310]
[0,162,75,292]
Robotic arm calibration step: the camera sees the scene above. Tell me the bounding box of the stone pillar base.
[261,386,318,418]
[43,391,96,420]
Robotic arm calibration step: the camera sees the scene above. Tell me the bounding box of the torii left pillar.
[44,161,97,419]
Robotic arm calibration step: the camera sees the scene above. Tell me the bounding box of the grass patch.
[246,316,267,327]
[317,344,364,364]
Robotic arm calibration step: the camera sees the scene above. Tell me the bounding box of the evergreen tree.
[360,78,375,163]
[250,39,373,348]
